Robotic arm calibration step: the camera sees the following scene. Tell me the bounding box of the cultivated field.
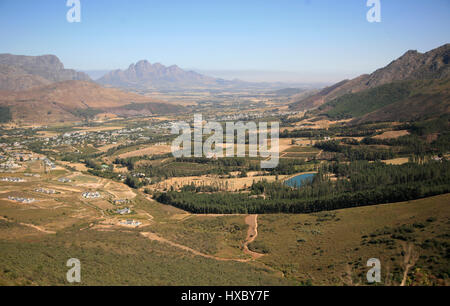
[148,173,292,192]
[117,144,172,158]
[373,130,410,140]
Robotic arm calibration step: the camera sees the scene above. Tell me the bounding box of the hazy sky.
[0,0,449,82]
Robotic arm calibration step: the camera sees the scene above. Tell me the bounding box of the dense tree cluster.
[124,175,143,189]
[314,140,395,161]
[280,123,392,139]
[319,81,413,119]
[0,107,12,123]
[156,160,450,214]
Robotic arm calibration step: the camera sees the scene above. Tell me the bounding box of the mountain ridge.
[97,60,226,90]
[0,80,183,124]
[290,44,450,111]
[0,54,91,91]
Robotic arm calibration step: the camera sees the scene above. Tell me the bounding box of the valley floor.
[0,162,448,285]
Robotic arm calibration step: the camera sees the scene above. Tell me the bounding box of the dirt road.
[140,214,265,262]
[243,214,264,259]
[0,216,56,234]
[140,231,251,263]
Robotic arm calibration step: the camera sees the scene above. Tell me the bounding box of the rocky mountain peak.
[0,53,91,91]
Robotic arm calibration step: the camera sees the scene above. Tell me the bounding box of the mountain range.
[290,44,450,123]
[290,44,450,111]
[0,54,186,124]
[0,54,91,91]
[1,44,449,125]
[97,60,232,90]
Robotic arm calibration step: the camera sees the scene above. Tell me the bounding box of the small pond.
[284,173,316,188]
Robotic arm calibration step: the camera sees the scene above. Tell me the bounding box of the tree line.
[155,160,450,214]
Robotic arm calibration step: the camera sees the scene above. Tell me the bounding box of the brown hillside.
[0,81,183,124]
[0,81,162,108]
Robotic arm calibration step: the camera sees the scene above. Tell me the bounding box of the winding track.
[0,216,56,234]
[243,215,264,259]
[140,214,264,262]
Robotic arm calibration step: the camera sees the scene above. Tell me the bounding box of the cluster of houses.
[0,161,21,170]
[58,177,72,183]
[43,158,56,169]
[432,156,445,162]
[115,207,131,215]
[0,158,56,171]
[8,196,35,204]
[0,154,25,170]
[24,173,41,177]
[82,191,101,199]
[153,122,173,131]
[38,125,169,148]
[0,147,57,172]
[12,152,34,161]
[1,122,177,168]
[1,177,26,182]
[213,112,266,122]
[113,199,129,205]
[35,188,57,194]
[207,110,302,122]
[131,172,146,178]
[119,219,141,227]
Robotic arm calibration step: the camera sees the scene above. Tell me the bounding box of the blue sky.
[0,0,449,82]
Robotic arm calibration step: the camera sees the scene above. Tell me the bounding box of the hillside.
[0,64,51,91]
[0,81,183,124]
[269,88,308,96]
[290,44,450,111]
[313,79,450,123]
[0,54,91,91]
[352,79,450,124]
[313,78,450,123]
[97,60,230,90]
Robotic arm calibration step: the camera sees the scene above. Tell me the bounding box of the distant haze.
[191,69,361,84]
[85,67,352,85]
[82,70,111,80]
